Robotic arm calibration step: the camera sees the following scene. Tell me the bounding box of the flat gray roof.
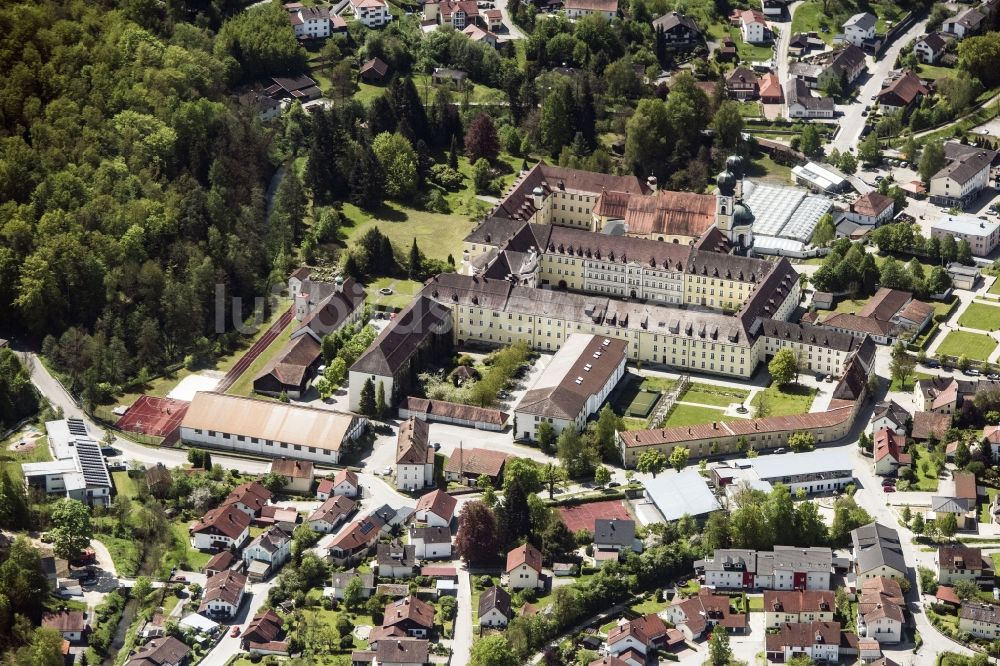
[644,469,721,522]
[735,448,852,480]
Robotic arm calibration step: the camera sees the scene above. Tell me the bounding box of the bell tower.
[715,168,736,235]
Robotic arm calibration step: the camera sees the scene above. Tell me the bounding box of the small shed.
[813,291,835,310]
[360,58,389,85]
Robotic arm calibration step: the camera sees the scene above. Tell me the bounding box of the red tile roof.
[911,411,951,440]
[42,611,86,633]
[506,543,543,573]
[443,447,508,478]
[192,504,251,539]
[383,595,434,630]
[763,590,835,614]
[851,192,894,218]
[415,489,458,522]
[874,427,910,464]
[269,458,314,479]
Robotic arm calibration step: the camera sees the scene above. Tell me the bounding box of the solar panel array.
[73,437,112,489]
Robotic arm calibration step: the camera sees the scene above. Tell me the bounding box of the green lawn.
[411,74,505,106]
[889,371,931,392]
[160,520,210,576]
[623,417,650,431]
[366,276,423,310]
[910,447,940,492]
[751,383,817,417]
[736,101,763,118]
[790,2,835,44]
[679,383,750,408]
[981,488,999,523]
[935,330,998,362]
[727,27,774,61]
[639,376,678,392]
[112,471,138,499]
[746,153,793,185]
[988,277,1000,296]
[663,404,729,427]
[748,595,764,611]
[958,301,1000,331]
[915,63,958,83]
[833,298,869,315]
[227,314,298,397]
[632,596,670,615]
[341,200,477,264]
[1,432,50,483]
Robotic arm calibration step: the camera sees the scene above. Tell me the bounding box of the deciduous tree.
[464,114,500,163]
[635,450,667,478]
[456,501,500,564]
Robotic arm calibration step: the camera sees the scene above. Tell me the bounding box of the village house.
[786,78,835,119]
[399,397,508,431]
[145,463,172,498]
[845,191,895,227]
[593,519,639,558]
[199,570,246,619]
[202,550,236,577]
[124,636,190,666]
[308,495,358,533]
[478,586,513,627]
[959,603,1000,640]
[564,0,618,20]
[443,447,507,486]
[758,73,783,104]
[328,514,385,563]
[911,411,951,442]
[851,523,907,582]
[607,614,670,659]
[317,469,359,499]
[267,459,314,494]
[765,621,841,662]
[662,590,748,640]
[243,610,290,657]
[763,591,835,628]
[876,71,928,113]
[286,5,346,40]
[42,610,87,642]
[462,24,498,47]
[347,0,392,27]
[424,0,479,28]
[914,32,948,64]
[223,482,273,518]
[842,12,876,48]
[395,418,435,491]
[733,8,769,43]
[652,12,702,47]
[937,544,993,585]
[326,570,375,600]
[263,75,321,104]
[929,143,997,210]
[698,546,834,591]
[243,525,293,581]
[359,57,390,84]
[377,541,417,579]
[409,525,452,559]
[383,596,435,638]
[943,7,985,39]
[930,495,977,531]
[190,505,251,551]
[947,263,980,290]
[725,67,760,100]
[873,427,910,476]
[869,400,908,435]
[857,577,905,644]
[507,543,543,590]
[413,489,457,527]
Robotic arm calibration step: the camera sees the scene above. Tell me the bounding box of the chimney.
[647,175,658,192]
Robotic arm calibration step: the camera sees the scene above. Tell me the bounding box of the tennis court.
[558,500,631,534]
[115,396,189,439]
[626,389,660,417]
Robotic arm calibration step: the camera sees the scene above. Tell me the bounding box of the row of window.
[191,429,329,455]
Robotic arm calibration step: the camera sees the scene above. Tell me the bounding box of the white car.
[381,466,392,476]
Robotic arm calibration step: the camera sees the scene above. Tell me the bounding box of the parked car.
[607,481,621,488]
[966,368,981,376]
[883,485,895,493]
[988,373,1000,381]
[774,448,786,454]
[381,466,392,476]
[230,626,241,638]
[923,359,940,368]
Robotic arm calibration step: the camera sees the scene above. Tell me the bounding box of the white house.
[308,495,358,533]
[515,334,627,441]
[737,9,770,43]
[786,79,835,119]
[317,469,359,499]
[288,6,333,39]
[856,577,905,644]
[943,7,985,39]
[765,621,841,663]
[843,12,876,47]
[478,586,512,627]
[869,400,908,436]
[199,570,246,619]
[414,489,457,527]
[929,143,997,210]
[852,523,907,582]
[506,543,543,590]
[326,571,374,600]
[932,215,1000,256]
[42,611,86,642]
[346,0,392,27]
[409,526,453,559]
[914,33,947,64]
[959,603,1000,640]
[844,191,895,227]
[564,0,618,19]
[395,418,435,491]
[22,418,112,507]
[873,427,910,476]
[242,525,293,580]
[190,505,251,551]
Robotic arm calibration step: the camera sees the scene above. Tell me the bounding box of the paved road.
[771,1,804,88]
[493,0,525,41]
[451,567,473,666]
[830,17,928,153]
[22,351,271,474]
[198,583,271,666]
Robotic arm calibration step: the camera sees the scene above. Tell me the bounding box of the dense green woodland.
[0,1,286,402]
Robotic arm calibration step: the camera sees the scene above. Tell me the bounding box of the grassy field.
[889,370,931,392]
[748,595,764,611]
[727,26,774,61]
[751,383,817,417]
[936,330,998,361]
[1,432,50,483]
[791,3,835,44]
[736,101,763,118]
[227,314,298,397]
[663,404,729,427]
[916,63,958,82]
[341,200,478,264]
[680,383,750,408]
[632,596,671,615]
[112,471,138,499]
[365,276,424,310]
[746,153,794,185]
[833,298,869,315]
[910,447,940,492]
[160,520,211,575]
[958,302,1000,331]
[989,277,1000,296]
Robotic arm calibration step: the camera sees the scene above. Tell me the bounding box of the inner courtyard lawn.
[935,330,998,361]
[957,302,1000,331]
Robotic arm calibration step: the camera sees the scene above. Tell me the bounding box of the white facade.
[291,9,331,39]
[858,614,903,643]
[415,507,451,528]
[202,596,241,618]
[396,461,434,491]
[348,0,392,28]
[914,37,945,63]
[931,215,1000,257]
[508,563,540,590]
[348,371,394,412]
[741,16,768,43]
[331,479,358,497]
[243,535,291,569]
[191,525,248,551]
[843,14,876,46]
[776,642,838,663]
[411,536,452,560]
[479,607,508,627]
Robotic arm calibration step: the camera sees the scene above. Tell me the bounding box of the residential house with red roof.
[857,577,905,643]
[317,469,359,499]
[222,481,273,518]
[199,570,246,618]
[565,0,619,19]
[758,73,783,104]
[873,427,910,476]
[307,495,358,533]
[190,505,251,551]
[267,458,314,494]
[763,590,835,628]
[937,544,993,585]
[662,590,748,641]
[506,543,543,590]
[328,514,385,564]
[382,596,435,638]
[42,610,87,642]
[845,192,895,227]
[877,70,928,113]
[243,610,289,657]
[413,489,457,527]
[765,621,841,662]
[395,418,434,491]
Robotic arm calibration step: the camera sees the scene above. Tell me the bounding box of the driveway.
[830,17,929,154]
[492,0,525,41]
[451,567,473,666]
[197,583,272,666]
